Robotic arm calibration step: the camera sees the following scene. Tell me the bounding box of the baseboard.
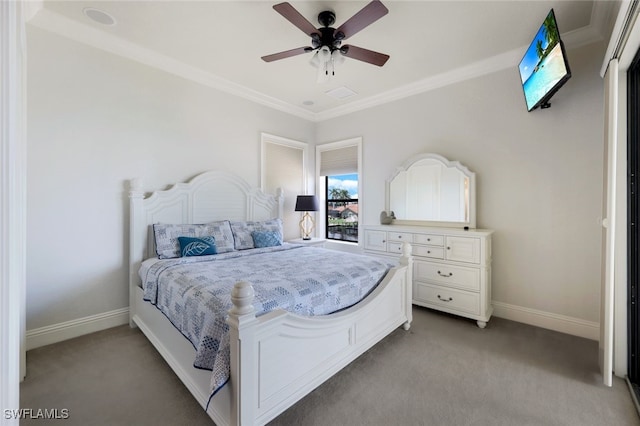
[24,302,598,350]
[492,301,599,341]
[26,307,130,350]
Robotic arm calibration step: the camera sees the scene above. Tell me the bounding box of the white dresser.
[363,225,493,328]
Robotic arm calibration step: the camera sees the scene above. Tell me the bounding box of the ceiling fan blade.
[335,0,388,40]
[273,2,320,37]
[261,47,312,62]
[341,45,389,67]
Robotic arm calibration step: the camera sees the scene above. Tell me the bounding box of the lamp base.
[299,211,315,240]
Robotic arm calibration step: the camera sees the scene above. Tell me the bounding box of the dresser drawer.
[387,242,404,255]
[412,245,444,259]
[415,284,480,315]
[387,232,412,242]
[413,234,444,246]
[414,262,480,291]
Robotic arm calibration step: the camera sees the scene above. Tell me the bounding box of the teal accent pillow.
[178,236,217,257]
[251,231,282,248]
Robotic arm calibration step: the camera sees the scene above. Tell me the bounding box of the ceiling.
[30,1,615,121]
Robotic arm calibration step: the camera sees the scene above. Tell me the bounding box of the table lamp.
[295,195,319,240]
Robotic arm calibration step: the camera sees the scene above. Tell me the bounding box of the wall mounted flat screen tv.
[518,9,571,111]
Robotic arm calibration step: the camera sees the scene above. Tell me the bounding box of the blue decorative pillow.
[230,219,283,250]
[178,236,217,257]
[251,231,282,248]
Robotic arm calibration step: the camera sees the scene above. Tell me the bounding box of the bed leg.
[399,242,414,331]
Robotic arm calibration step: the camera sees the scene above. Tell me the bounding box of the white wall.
[26,20,606,340]
[26,26,314,331]
[316,41,606,327]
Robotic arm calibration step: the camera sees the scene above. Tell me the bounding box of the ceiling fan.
[261,1,390,72]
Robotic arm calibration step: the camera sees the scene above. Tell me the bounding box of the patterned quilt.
[139,244,393,395]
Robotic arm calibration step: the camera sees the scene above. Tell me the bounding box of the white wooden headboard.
[128,171,284,288]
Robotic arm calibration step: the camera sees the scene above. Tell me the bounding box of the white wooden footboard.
[227,243,413,426]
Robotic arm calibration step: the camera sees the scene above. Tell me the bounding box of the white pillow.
[153,220,235,259]
[229,219,283,250]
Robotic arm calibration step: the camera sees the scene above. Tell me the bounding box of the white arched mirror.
[386,153,476,228]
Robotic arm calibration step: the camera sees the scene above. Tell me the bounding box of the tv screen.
[518,9,571,111]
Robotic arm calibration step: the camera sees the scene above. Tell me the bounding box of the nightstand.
[287,238,327,248]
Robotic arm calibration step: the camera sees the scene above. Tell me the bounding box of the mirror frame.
[385,153,476,229]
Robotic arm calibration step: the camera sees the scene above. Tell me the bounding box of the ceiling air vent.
[325,86,357,100]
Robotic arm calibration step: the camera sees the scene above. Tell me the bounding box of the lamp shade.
[295,195,319,212]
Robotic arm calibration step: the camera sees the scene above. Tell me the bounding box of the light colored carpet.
[20,307,639,425]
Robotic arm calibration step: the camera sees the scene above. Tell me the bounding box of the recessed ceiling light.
[325,86,357,100]
[83,8,117,26]
[302,100,314,106]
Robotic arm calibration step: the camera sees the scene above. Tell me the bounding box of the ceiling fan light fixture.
[310,46,343,80]
[309,51,321,68]
[331,50,346,67]
[318,46,331,62]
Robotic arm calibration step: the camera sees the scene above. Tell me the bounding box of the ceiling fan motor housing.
[317,10,335,27]
[314,11,344,50]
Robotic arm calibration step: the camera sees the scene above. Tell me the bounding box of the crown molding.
[316,18,605,122]
[314,46,525,122]
[28,8,316,122]
[29,4,608,124]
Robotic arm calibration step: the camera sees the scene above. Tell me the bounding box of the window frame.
[316,137,362,246]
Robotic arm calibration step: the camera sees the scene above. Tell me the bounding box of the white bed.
[128,170,413,426]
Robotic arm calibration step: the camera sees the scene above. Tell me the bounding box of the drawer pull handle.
[437,271,453,277]
[447,246,451,250]
[427,238,431,241]
[437,295,453,302]
[427,250,431,254]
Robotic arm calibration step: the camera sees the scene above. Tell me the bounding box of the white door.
[600,59,618,387]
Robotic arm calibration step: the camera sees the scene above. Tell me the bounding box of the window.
[326,174,358,242]
[316,138,361,244]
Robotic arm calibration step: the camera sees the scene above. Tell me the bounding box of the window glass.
[326,173,358,243]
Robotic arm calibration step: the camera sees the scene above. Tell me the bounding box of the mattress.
[139,244,393,394]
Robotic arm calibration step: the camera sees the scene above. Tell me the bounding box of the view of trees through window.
[326,174,358,243]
